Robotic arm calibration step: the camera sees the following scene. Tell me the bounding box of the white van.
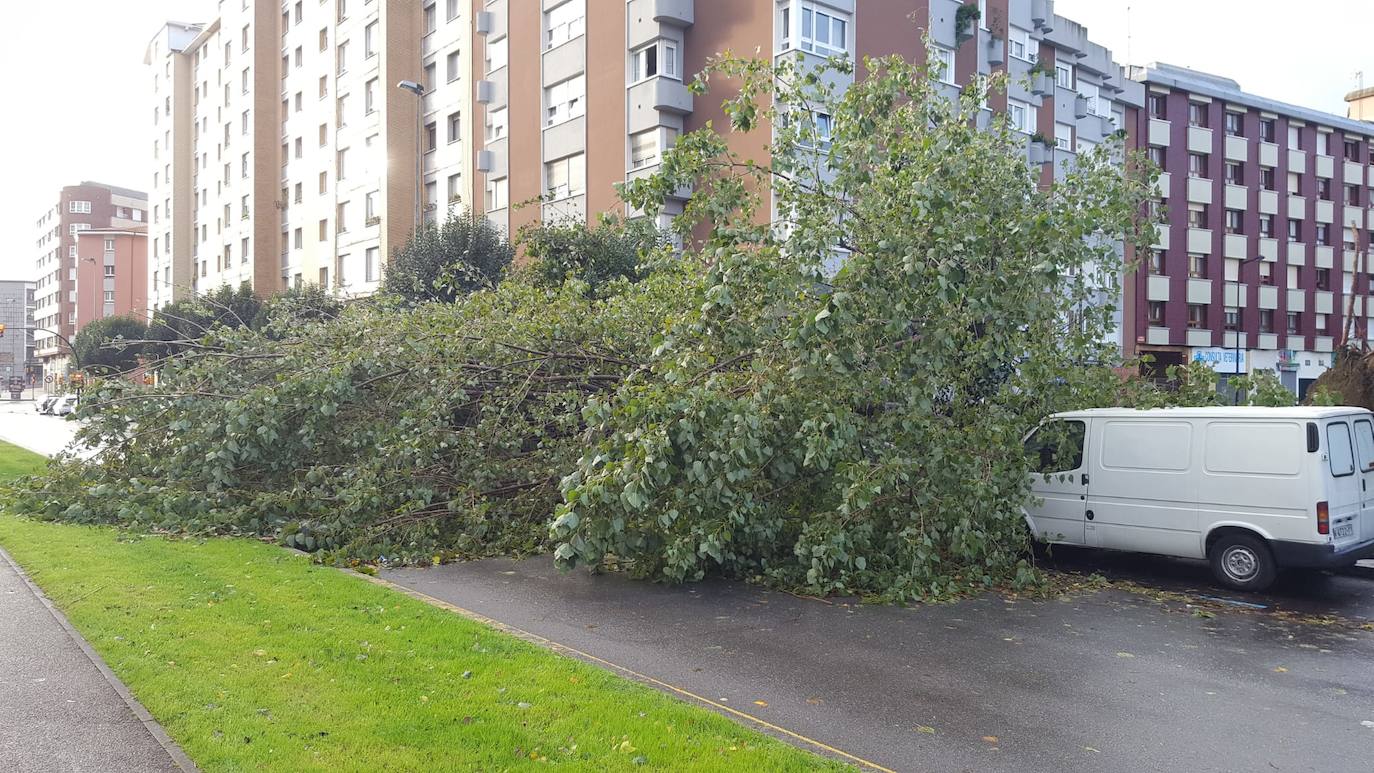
[1023,407,1374,591]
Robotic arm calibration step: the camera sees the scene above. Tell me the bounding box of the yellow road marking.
[352,571,898,773]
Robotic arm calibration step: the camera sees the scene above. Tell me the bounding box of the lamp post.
[1231,254,1266,404]
[396,80,426,233]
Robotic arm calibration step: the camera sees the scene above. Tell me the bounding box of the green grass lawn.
[0,441,840,772]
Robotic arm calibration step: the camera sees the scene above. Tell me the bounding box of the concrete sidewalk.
[0,547,192,772]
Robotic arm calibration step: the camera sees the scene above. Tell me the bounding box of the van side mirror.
[1307,422,1320,453]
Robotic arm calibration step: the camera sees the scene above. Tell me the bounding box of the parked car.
[1023,406,1374,592]
[52,395,78,417]
[36,395,57,414]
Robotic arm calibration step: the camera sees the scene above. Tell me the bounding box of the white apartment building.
[146,0,471,308]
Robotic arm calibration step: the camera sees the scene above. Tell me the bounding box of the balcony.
[1147,275,1170,302]
[651,0,694,26]
[1148,118,1170,147]
[1224,134,1247,162]
[1288,148,1307,173]
[1186,227,1212,254]
[628,76,692,116]
[1186,176,1212,204]
[1186,126,1211,154]
[1186,278,1212,304]
[1315,154,1334,179]
[1258,141,1279,167]
[1286,289,1306,312]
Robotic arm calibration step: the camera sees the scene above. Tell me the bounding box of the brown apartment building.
[32,183,148,373]
[75,228,149,331]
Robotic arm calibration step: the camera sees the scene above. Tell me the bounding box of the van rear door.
[1323,420,1362,549]
[1025,419,1088,545]
[1351,418,1374,543]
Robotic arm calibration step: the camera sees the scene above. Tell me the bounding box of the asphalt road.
[384,556,1374,773]
[0,399,82,457]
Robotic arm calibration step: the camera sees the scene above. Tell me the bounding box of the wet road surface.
[384,554,1374,773]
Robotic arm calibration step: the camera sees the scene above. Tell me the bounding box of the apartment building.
[468,0,1138,335]
[146,0,470,306]
[32,183,148,373]
[0,280,37,387]
[1130,63,1374,397]
[75,229,149,330]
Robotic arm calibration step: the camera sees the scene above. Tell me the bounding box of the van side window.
[1355,421,1374,472]
[1025,420,1085,474]
[1327,422,1356,477]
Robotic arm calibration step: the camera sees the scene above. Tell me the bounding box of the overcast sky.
[1,1,1370,282]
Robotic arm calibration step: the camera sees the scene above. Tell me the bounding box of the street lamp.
[1230,254,1266,404]
[396,80,426,233]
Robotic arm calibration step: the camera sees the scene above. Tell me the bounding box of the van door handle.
[1081,473,1090,486]
[1086,510,1095,521]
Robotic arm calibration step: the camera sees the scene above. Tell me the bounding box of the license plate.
[1333,523,1354,540]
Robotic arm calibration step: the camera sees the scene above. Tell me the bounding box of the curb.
[0,545,200,773]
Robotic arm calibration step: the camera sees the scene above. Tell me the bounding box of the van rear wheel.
[1208,533,1276,592]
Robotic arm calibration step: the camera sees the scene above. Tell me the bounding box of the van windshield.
[1327,422,1356,477]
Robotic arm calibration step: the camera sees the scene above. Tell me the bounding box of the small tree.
[382,209,513,304]
[520,216,668,293]
[72,316,149,375]
[147,282,262,358]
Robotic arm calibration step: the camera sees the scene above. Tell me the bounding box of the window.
[930,46,955,85]
[1224,161,1243,185]
[103,238,115,252]
[319,75,328,99]
[104,290,115,303]
[1188,153,1209,178]
[447,174,462,202]
[1316,223,1332,246]
[68,201,91,214]
[1188,253,1207,278]
[1317,178,1332,201]
[241,237,249,262]
[799,3,849,57]
[294,1,302,24]
[1287,171,1302,194]
[1056,62,1073,90]
[319,27,327,51]
[1224,307,1240,331]
[295,46,303,68]
[1329,423,1356,477]
[241,67,250,93]
[1024,421,1085,474]
[1224,111,1244,137]
[241,152,250,178]
[1346,184,1361,206]
[486,37,507,73]
[447,51,461,82]
[1260,167,1276,191]
[1078,81,1102,117]
[295,91,303,112]
[365,191,377,221]
[1316,267,1331,290]
[546,0,585,49]
[336,202,348,232]
[1287,124,1302,149]
[1008,27,1038,62]
[1054,122,1073,152]
[1259,118,1276,143]
[1259,309,1274,334]
[1287,312,1301,334]
[447,111,461,143]
[337,148,348,180]
[1316,132,1330,156]
[1147,93,1167,120]
[424,121,437,152]
[1259,261,1274,285]
[318,219,328,241]
[545,153,586,199]
[485,177,508,211]
[365,247,379,282]
[1148,250,1165,275]
[365,21,378,57]
[1188,102,1208,128]
[1187,304,1207,329]
[294,183,303,203]
[1316,312,1330,334]
[319,123,328,146]
[1187,203,1209,229]
[486,107,507,140]
[1345,139,1361,161]
[632,41,676,82]
[779,4,791,49]
[447,0,460,20]
[337,41,349,74]
[424,2,437,34]
[630,129,663,169]
[1147,146,1165,169]
[1148,301,1165,326]
[545,74,585,126]
[1225,209,1243,235]
[1288,218,1302,241]
[1259,213,1275,238]
[365,78,377,114]
[1007,99,1035,134]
